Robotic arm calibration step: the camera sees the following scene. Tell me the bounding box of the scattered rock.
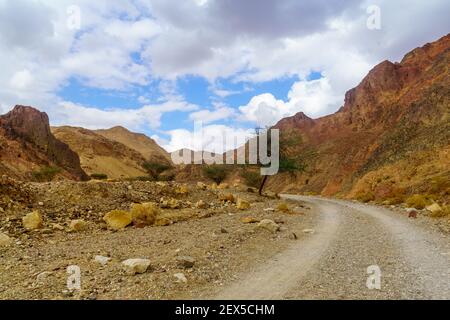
[155,217,171,226]
[195,200,208,209]
[257,219,280,233]
[161,198,181,209]
[174,273,188,283]
[197,182,207,190]
[122,259,151,275]
[52,223,64,231]
[277,202,290,213]
[236,199,250,210]
[176,185,189,195]
[0,233,13,248]
[22,211,43,230]
[94,255,111,266]
[426,203,442,214]
[103,210,132,231]
[218,193,235,203]
[176,256,196,269]
[241,217,260,224]
[218,183,229,190]
[220,228,229,234]
[209,183,218,190]
[69,219,88,232]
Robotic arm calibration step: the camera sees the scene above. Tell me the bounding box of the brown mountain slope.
[96,126,172,165]
[52,126,149,179]
[0,106,88,181]
[265,34,450,203]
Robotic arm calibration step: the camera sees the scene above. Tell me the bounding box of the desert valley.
[0,34,449,300]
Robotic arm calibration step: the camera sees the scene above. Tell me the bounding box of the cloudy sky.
[0,0,449,152]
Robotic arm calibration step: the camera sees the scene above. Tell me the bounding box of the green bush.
[203,165,229,184]
[143,162,172,176]
[241,170,263,188]
[32,166,61,182]
[90,173,108,180]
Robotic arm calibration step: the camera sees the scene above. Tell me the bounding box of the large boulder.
[22,211,43,230]
[103,210,132,230]
[257,219,280,233]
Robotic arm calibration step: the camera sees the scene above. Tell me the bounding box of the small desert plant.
[32,166,61,182]
[203,165,229,184]
[130,202,160,226]
[405,194,431,209]
[356,191,375,203]
[241,170,263,188]
[90,173,108,180]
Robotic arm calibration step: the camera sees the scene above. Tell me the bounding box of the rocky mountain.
[265,34,450,203]
[96,126,172,165]
[0,106,88,181]
[52,126,150,180]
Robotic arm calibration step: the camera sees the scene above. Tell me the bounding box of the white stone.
[174,273,188,283]
[94,255,111,266]
[122,259,151,275]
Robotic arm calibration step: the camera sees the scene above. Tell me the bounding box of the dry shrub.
[405,194,431,209]
[356,191,375,203]
[130,202,160,226]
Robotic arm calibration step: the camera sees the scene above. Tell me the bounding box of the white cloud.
[163,124,253,153]
[0,0,449,143]
[50,98,198,131]
[189,105,236,124]
[10,70,33,90]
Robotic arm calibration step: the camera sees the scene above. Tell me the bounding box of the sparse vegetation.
[356,191,375,203]
[31,166,61,182]
[203,165,229,184]
[90,173,108,180]
[258,129,307,195]
[241,169,263,188]
[405,194,431,209]
[143,161,172,179]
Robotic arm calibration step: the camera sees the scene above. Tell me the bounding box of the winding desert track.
[215,196,450,300]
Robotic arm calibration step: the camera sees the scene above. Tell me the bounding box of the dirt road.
[214,196,450,300]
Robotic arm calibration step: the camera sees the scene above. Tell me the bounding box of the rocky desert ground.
[0,176,320,300]
[1,175,449,300]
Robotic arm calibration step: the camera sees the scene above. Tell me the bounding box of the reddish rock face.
[268,34,450,200]
[0,105,89,181]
